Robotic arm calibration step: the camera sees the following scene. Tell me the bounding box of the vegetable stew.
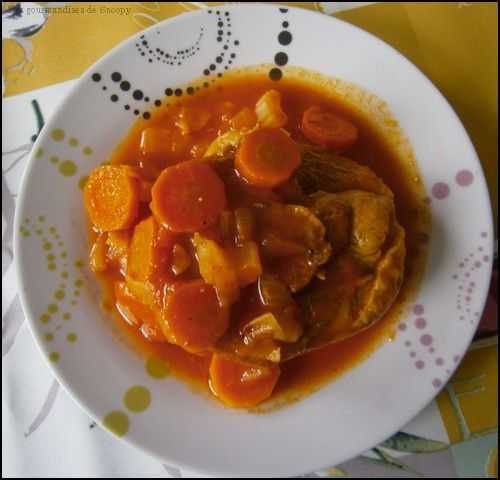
[84,71,429,409]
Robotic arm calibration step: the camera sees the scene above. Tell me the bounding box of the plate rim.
[13,3,494,476]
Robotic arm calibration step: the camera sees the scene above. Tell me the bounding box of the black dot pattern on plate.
[92,71,155,119]
[135,28,204,65]
[202,10,239,82]
[270,9,292,80]
[92,10,241,119]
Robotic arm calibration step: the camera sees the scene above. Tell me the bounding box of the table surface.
[2,2,498,478]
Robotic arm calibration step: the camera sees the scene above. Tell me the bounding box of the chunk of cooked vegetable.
[234,207,255,244]
[192,233,239,306]
[230,107,258,131]
[257,273,292,307]
[127,216,171,285]
[235,128,301,188]
[302,106,358,151]
[242,312,286,342]
[218,210,236,246]
[260,232,307,258]
[84,165,140,231]
[171,243,191,276]
[151,160,226,232]
[139,127,189,165]
[229,241,262,287]
[254,277,303,342]
[203,129,248,160]
[140,128,170,161]
[162,280,229,353]
[115,281,166,342]
[106,230,131,272]
[175,106,212,135]
[106,230,130,259]
[255,90,288,128]
[209,354,280,408]
[189,132,217,160]
[125,276,159,308]
[89,232,108,273]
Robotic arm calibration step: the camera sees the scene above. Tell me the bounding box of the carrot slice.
[84,165,140,231]
[162,280,229,353]
[302,106,358,151]
[209,354,280,408]
[151,160,226,232]
[235,128,301,188]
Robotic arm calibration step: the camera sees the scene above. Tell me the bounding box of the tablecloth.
[2,2,498,478]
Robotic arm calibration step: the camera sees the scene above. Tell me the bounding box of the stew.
[84,71,429,409]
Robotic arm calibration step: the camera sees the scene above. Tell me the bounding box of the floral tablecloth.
[2,2,498,478]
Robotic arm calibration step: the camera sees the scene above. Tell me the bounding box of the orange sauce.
[94,69,430,408]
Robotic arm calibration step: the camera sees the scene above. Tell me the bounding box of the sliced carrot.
[84,165,140,231]
[151,160,226,232]
[127,216,172,287]
[302,106,358,151]
[209,353,280,408]
[89,233,109,273]
[162,280,229,353]
[235,128,301,188]
[115,281,166,342]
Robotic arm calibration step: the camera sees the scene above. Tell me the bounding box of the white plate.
[15,4,494,477]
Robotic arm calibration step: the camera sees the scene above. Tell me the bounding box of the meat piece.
[255,204,331,292]
[296,147,393,197]
[309,193,351,255]
[352,223,406,328]
[310,190,395,263]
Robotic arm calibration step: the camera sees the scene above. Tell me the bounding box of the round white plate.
[15,4,494,477]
